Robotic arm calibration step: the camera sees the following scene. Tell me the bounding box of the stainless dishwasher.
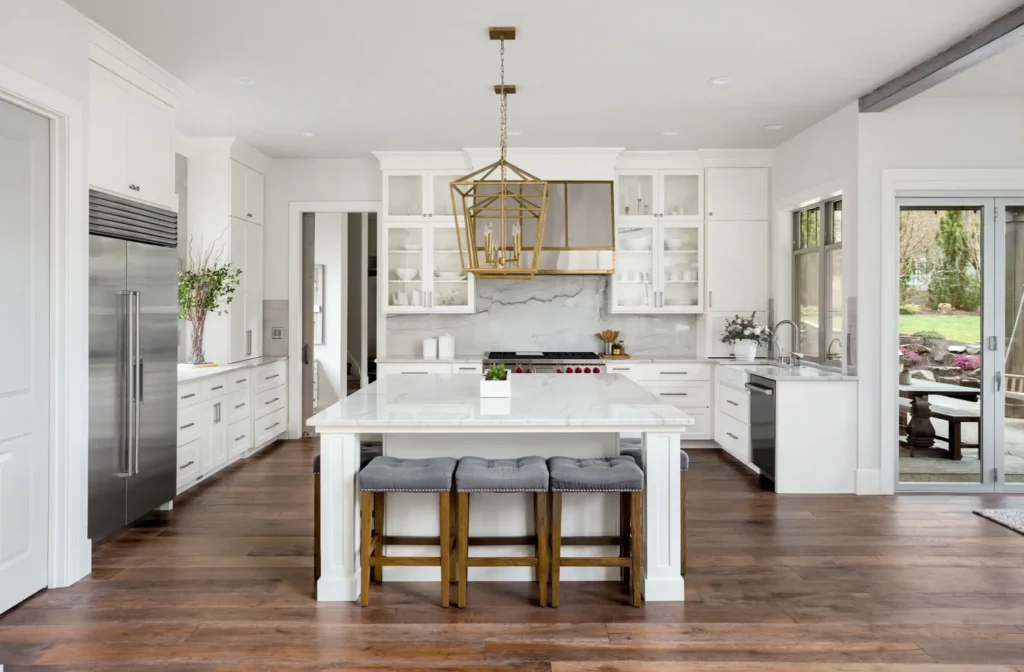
[746,375,776,488]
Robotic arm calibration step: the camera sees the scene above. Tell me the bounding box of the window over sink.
[793,198,843,365]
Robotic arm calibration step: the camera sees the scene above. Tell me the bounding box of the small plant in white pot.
[480,363,511,398]
[721,313,772,361]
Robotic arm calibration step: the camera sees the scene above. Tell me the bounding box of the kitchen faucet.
[771,320,803,367]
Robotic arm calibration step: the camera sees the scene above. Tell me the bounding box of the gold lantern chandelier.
[450,27,549,279]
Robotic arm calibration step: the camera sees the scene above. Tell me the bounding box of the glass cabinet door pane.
[388,175,424,217]
[615,225,656,309]
[431,227,470,309]
[386,227,425,308]
[661,227,701,309]
[662,174,701,218]
[433,174,462,217]
[617,175,654,217]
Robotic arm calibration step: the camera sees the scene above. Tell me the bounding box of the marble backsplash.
[385,276,697,357]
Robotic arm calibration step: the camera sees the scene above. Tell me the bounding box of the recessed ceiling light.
[660,130,680,136]
[709,76,733,86]
[231,77,255,86]
[763,124,785,131]
[297,131,317,138]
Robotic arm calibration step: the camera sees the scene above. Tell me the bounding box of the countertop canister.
[438,333,456,359]
[422,337,438,360]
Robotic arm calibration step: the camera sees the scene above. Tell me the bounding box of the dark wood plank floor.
[3,439,1024,670]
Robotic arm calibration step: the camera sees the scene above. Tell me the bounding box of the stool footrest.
[561,536,622,546]
[467,557,539,568]
[368,556,441,567]
[560,556,631,568]
[384,535,441,546]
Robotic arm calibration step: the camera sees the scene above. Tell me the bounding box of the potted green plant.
[178,239,242,365]
[721,313,772,361]
[480,363,511,398]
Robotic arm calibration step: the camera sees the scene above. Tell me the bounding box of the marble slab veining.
[308,373,695,430]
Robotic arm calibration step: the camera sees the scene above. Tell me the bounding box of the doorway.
[0,97,51,612]
[896,197,1024,491]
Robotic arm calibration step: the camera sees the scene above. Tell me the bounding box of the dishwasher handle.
[745,383,774,396]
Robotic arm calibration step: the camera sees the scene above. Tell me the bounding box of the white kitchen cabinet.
[382,222,475,314]
[383,170,464,220]
[706,168,768,221]
[610,222,703,314]
[204,397,229,473]
[230,160,265,224]
[202,218,264,363]
[606,362,713,440]
[376,362,460,376]
[88,62,175,210]
[706,220,769,313]
[614,169,703,222]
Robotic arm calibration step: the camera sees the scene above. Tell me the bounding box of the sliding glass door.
[896,197,1024,491]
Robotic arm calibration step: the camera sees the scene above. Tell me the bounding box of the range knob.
[575,367,583,374]
[556,368,563,373]
[565,368,574,373]
[526,369,533,373]
[583,367,592,373]
[592,368,601,374]
[515,367,523,374]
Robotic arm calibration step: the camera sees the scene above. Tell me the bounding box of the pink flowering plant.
[953,354,980,371]
[899,347,922,370]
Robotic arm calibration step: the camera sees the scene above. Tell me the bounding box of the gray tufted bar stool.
[621,445,690,575]
[455,456,550,608]
[547,456,645,608]
[358,456,457,607]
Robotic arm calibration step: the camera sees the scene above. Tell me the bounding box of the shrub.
[928,270,980,311]
[953,354,980,372]
[914,330,944,341]
[899,347,922,364]
[899,304,919,315]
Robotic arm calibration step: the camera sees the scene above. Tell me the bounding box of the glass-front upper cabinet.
[612,223,658,312]
[429,225,472,311]
[614,169,704,222]
[382,222,475,314]
[659,224,703,312]
[432,173,463,219]
[384,225,427,311]
[384,170,468,220]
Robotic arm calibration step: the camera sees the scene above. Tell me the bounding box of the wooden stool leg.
[534,492,548,607]
[630,491,642,608]
[550,491,562,608]
[439,491,451,608]
[619,491,630,583]
[680,472,687,576]
[372,492,385,583]
[359,491,373,607]
[457,492,469,608]
[449,486,458,584]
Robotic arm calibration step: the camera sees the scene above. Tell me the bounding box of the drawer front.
[255,408,287,447]
[378,362,453,376]
[633,363,712,382]
[715,411,751,463]
[452,362,483,375]
[605,363,638,381]
[226,389,251,425]
[716,364,748,389]
[176,405,203,447]
[681,408,711,440]
[204,377,233,398]
[227,417,252,458]
[177,383,205,407]
[177,439,201,488]
[229,370,253,394]
[717,381,750,423]
[254,385,287,419]
[643,382,712,408]
[254,361,287,394]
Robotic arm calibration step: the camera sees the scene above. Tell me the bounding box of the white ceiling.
[66,0,1023,158]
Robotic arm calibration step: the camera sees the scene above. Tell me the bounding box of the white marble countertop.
[308,373,695,431]
[178,357,287,383]
[376,355,486,364]
[743,365,857,381]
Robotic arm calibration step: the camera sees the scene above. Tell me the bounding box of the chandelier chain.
[499,37,507,179]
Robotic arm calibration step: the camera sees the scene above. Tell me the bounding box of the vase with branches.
[178,238,242,365]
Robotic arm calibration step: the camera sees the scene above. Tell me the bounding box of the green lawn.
[899,314,981,343]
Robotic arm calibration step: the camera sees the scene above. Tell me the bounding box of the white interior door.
[0,98,50,613]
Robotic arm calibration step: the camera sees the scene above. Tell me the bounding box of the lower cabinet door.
[177,439,201,489]
[205,399,228,471]
[255,407,287,447]
[228,416,251,458]
[715,411,751,463]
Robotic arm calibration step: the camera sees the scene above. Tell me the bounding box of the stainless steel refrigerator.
[88,191,178,543]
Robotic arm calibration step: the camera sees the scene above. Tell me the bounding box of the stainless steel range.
[484,351,606,374]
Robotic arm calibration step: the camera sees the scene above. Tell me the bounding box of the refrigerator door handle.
[133,291,142,475]
[118,290,133,477]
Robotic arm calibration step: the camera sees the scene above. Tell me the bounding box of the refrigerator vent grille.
[89,190,177,248]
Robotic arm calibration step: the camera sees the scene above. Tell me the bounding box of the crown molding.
[87,20,192,107]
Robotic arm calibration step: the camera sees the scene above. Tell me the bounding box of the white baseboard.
[642,573,686,602]
[855,468,884,495]
[317,573,360,602]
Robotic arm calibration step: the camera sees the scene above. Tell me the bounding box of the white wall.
[314,213,346,410]
[264,158,380,299]
[857,95,1024,493]
[0,0,89,104]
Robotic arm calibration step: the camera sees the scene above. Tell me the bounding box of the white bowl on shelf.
[620,237,651,251]
[436,271,464,279]
[395,268,418,281]
[665,239,687,251]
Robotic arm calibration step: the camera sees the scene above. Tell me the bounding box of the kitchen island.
[308,373,693,603]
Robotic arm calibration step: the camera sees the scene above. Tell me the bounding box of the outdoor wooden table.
[899,380,980,455]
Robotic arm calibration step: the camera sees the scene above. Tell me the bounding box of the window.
[793,199,842,364]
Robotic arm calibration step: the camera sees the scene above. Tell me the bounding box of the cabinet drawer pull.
[179,422,195,430]
[726,432,739,440]
[458,367,477,371]
[265,373,280,380]
[660,371,689,375]
[265,421,281,431]
[264,397,280,405]
[180,393,196,400]
[234,434,247,442]
[179,460,195,470]
[236,378,247,384]
[234,403,246,409]
[726,400,739,406]
[211,385,224,391]
[401,371,428,374]
[659,392,689,396]
[611,367,630,371]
